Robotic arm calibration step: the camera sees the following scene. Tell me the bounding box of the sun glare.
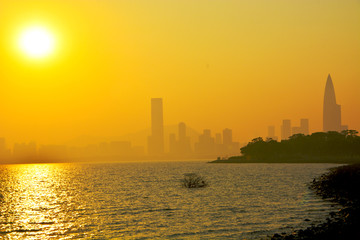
[18,26,55,59]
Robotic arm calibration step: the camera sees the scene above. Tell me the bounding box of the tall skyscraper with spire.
[323,74,347,132]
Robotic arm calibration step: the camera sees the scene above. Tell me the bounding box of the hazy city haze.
[0,0,359,148]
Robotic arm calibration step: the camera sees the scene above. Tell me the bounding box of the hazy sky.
[0,0,359,146]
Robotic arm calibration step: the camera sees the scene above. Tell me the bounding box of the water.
[0,162,340,239]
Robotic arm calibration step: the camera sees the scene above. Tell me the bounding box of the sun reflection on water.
[0,164,78,239]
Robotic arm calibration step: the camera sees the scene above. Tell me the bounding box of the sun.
[18,26,55,59]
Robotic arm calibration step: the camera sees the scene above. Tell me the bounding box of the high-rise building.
[0,138,10,160]
[267,126,277,140]
[169,133,176,154]
[222,128,240,155]
[281,120,291,140]
[291,119,309,136]
[215,133,222,145]
[147,98,164,155]
[223,128,233,146]
[178,122,186,142]
[13,142,37,160]
[323,74,347,132]
[291,126,302,135]
[300,119,309,135]
[194,129,215,155]
[177,122,191,155]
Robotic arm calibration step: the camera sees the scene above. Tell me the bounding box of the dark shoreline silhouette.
[271,164,360,240]
[210,130,360,164]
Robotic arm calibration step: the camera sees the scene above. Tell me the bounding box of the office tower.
[323,75,347,132]
[194,129,215,155]
[223,128,232,146]
[178,122,186,143]
[203,129,211,138]
[38,145,68,160]
[169,133,176,154]
[300,119,309,135]
[291,119,310,136]
[109,141,132,156]
[267,126,277,140]
[291,126,302,135]
[0,138,5,151]
[281,120,291,140]
[147,98,164,155]
[221,128,240,155]
[215,133,222,145]
[13,142,37,160]
[0,138,10,160]
[177,122,191,155]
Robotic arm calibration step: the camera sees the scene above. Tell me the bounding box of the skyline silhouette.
[0,74,355,163]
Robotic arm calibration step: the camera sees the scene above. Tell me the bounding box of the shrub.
[182,173,207,188]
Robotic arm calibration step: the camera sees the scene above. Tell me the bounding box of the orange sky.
[0,0,359,147]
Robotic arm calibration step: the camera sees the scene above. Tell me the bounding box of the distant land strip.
[210,155,360,164]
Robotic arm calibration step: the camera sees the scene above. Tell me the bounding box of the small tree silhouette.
[182,173,207,188]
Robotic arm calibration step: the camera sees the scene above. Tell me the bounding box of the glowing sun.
[18,26,55,59]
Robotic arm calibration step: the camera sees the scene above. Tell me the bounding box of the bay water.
[0,162,340,239]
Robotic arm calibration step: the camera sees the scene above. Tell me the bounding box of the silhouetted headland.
[272,164,360,239]
[211,130,360,163]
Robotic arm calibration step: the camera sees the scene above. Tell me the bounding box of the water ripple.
[0,162,340,239]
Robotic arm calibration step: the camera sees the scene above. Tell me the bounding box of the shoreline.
[209,156,360,164]
[271,164,360,240]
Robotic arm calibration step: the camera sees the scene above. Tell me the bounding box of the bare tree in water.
[182,173,207,188]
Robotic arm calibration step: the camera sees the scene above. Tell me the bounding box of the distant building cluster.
[267,74,347,141]
[147,98,240,158]
[194,128,239,156]
[0,139,145,163]
[267,118,309,141]
[169,122,192,156]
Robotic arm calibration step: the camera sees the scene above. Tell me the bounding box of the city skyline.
[0,73,355,149]
[1,1,359,147]
[0,74,355,162]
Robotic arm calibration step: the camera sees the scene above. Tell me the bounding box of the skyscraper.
[300,119,309,135]
[178,122,186,143]
[194,129,215,155]
[169,133,176,154]
[222,128,233,146]
[292,119,309,135]
[267,126,277,140]
[148,98,164,155]
[323,74,347,132]
[281,120,291,140]
[177,122,191,155]
[215,133,222,145]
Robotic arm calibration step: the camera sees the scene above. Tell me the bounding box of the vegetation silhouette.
[212,130,360,163]
[182,173,208,188]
